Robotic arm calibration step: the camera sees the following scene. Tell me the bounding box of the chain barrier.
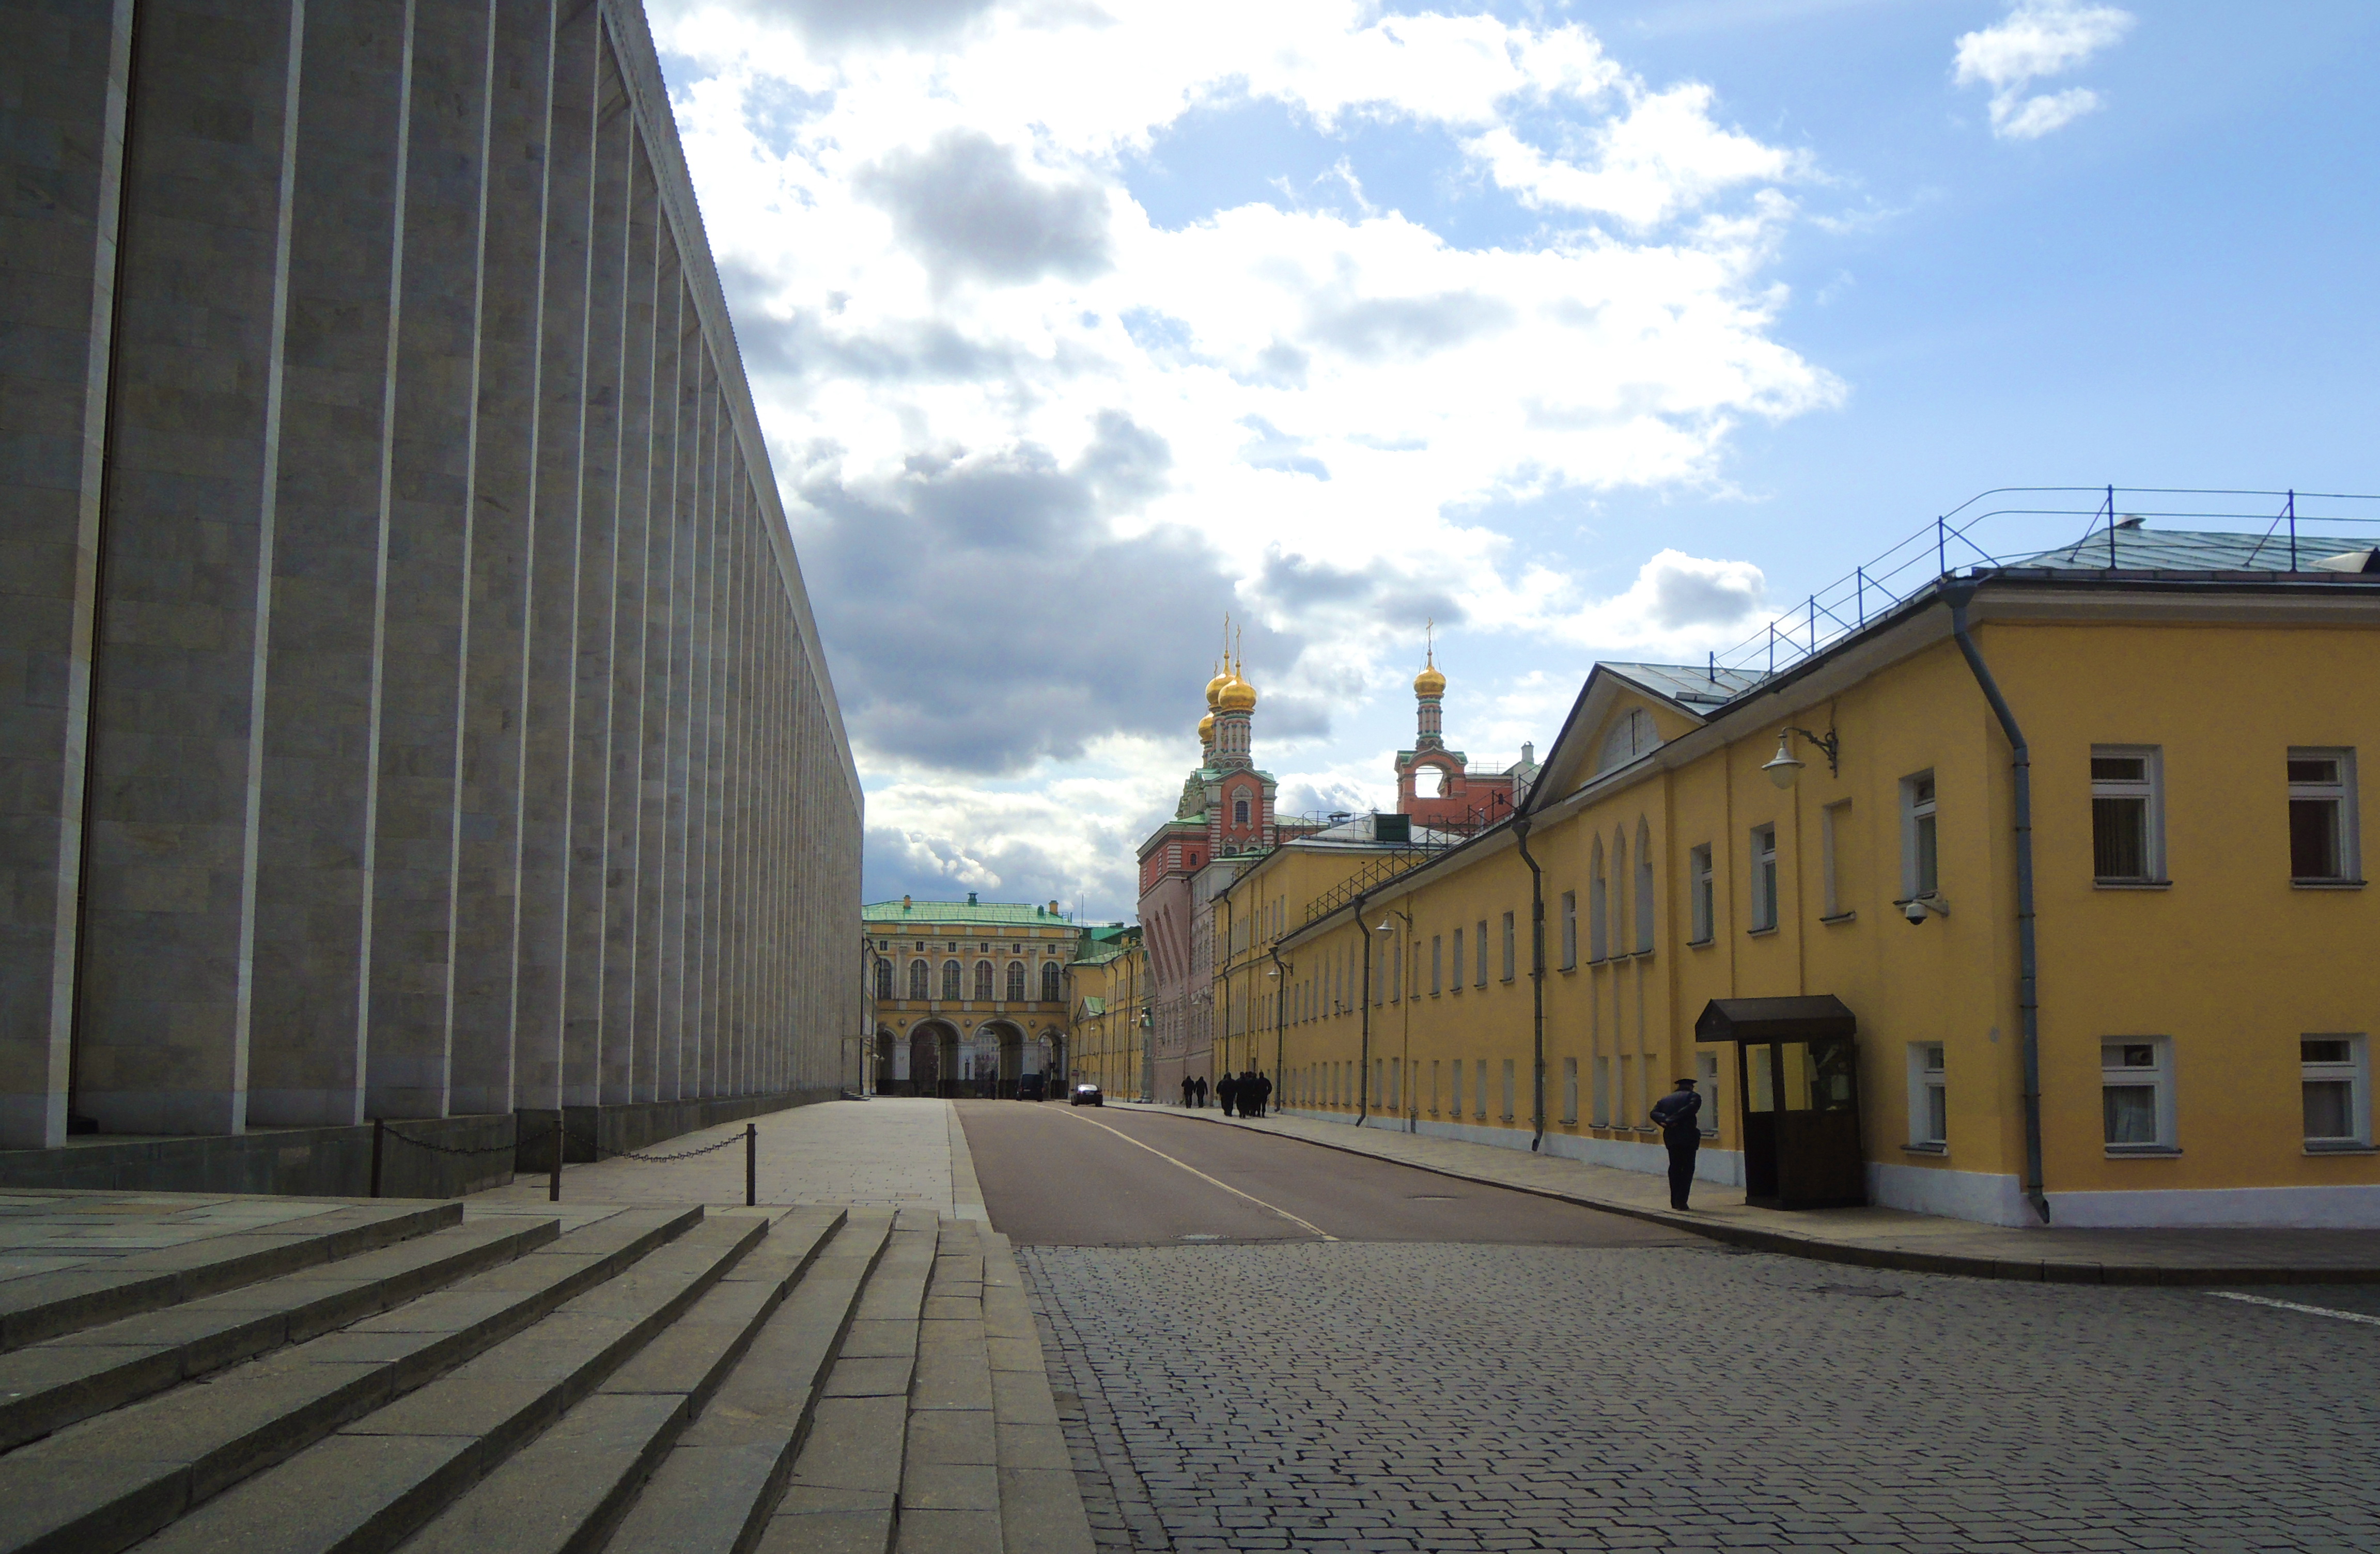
[370,1117,759,1205]
[561,1127,746,1164]
[380,1122,554,1157]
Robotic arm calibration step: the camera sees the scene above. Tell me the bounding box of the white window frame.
[2288,747,2360,884]
[2101,1036,2176,1153]
[1688,844,1714,944]
[1907,1043,1947,1150]
[2089,745,2164,884]
[1559,891,1577,970]
[2301,1033,2371,1150]
[1749,825,1779,933]
[1902,771,1939,900]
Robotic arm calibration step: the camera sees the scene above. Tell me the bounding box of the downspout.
[1356,891,1372,1128]
[1515,820,1547,1151]
[1269,939,1290,1106]
[1946,584,2050,1226]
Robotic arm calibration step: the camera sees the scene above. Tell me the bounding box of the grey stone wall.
[0,0,863,1151]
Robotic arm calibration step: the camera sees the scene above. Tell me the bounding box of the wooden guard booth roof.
[1693,996,1858,1043]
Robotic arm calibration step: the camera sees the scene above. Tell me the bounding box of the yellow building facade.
[1067,928,1149,1100]
[1250,539,2380,1227]
[864,896,1082,1097]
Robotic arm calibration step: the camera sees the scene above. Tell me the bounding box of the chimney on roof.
[1048,900,1060,915]
[1521,742,1534,765]
[967,891,977,906]
[902,894,911,909]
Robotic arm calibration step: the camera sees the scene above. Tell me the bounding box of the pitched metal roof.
[2009,526,2376,573]
[1598,661,1769,709]
[863,900,1080,928]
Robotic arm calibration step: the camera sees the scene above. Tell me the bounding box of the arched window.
[1042,962,1061,1002]
[876,958,893,999]
[973,960,993,1000]
[909,959,929,1000]
[1635,818,1656,953]
[1612,830,1630,955]
[1588,838,1608,961]
[1005,961,1026,1001]
[941,960,961,1000]
[1595,707,1659,775]
[1234,797,1250,825]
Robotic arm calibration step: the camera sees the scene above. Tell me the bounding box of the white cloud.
[649,0,1838,915]
[1953,1,2135,140]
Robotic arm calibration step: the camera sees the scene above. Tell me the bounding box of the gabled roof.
[864,900,1079,929]
[1526,661,1763,814]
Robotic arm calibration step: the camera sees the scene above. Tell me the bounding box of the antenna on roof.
[1707,650,1715,685]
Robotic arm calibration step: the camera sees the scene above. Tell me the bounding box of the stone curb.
[1118,1104,2380,1287]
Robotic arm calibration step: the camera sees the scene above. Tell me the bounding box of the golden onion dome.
[1205,667,1229,710]
[1197,712,1215,743]
[1413,658,1446,698]
[1218,671,1257,713]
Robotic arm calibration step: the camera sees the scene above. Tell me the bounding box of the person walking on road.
[1192,1075,1207,1109]
[1253,1071,1272,1118]
[1217,1072,1239,1117]
[1180,1075,1194,1108]
[1650,1077,1703,1210]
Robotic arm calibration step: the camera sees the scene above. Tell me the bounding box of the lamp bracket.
[1784,725,1840,776]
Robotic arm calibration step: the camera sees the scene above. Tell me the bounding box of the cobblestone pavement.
[1023,1241,2380,1553]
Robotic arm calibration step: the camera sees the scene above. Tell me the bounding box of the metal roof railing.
[1699,485,2380,688]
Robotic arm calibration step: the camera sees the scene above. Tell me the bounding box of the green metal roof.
[864,899,1080,928]
[1079,996,1106,1016]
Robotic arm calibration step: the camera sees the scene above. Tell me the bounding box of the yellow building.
[1251,525,2380,1228]
[864,895,1083,1097]
[1067,928,1149,1099]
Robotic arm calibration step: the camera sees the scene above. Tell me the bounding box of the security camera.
[1903,898,1930,926]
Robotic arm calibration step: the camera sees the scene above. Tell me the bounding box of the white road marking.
[2208,1291,2380,1326]
[1062,1110,1340,1242]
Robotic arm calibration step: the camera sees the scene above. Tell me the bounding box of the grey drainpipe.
[1514,820,1547,1151]
[1270,941,1289,1090]
[1946,584,2050,1225]
[1355,890,1372,1128]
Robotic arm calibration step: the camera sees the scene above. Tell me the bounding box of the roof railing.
[1702,485,2380,688]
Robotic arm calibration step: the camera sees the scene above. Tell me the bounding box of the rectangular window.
[1501,912,1516,981]
[1390,1058,1401,1111]
[2302,1035,2370,1148]
[1908,1043,1948,1149]
[1749,825,1779,932]
[2101,1038,2174,1151]
[1475,1059,1488,1120]
[1476,920,1488,986]
[1500,1059,1516,1121]
[1695,1051,1720,1138]
[1688,844,1714,943]
[1390,940,1401,1003]
[1430,935,1442,995]
[1620,1054,1634,1127]
[1450,1057,1463,1119]
[1562,1057,1579,1124]
[1430,1060,1440,1116]
[1449,929,1463,994]
[1821,802,1850,918]
[2289,748,2358,882]
[1374,1058,1385,1108]
[1592,1057,1611,1127]
[2090,746,2162,883]
[1560,892,1577,969]
[1902,772,1939,899]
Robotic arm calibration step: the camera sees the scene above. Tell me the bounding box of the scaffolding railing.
[1701,485,2380,688]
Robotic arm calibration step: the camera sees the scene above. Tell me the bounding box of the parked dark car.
[1070,1082,1104,1107]
[1014,1074,1046,1102]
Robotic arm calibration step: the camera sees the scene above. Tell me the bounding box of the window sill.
[1558,963,1577,976]
[1631,949,1656,962]
[1686,936,1714,949]
[2292,879,2368,890]
[1746,926,1779,938]
[2104,1144,2182,1157]
[2305,1141,2379,1154]
[2093,880,2172,891]
[1901,1141,1947,1155]
[1819,911,1857,925]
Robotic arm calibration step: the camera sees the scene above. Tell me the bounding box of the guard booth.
[1694,996,1866,1209]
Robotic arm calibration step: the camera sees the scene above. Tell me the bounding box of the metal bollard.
[745,1123,757,1207]
[370,1118,384,1199]
[549,1123,562,1203]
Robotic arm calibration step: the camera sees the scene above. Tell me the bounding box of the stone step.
[0,1217,563,1452]
[123,1211,766,1554]
[0,1201,462,1352]
[0,1206,697,1554]
[603,1207,911,1554]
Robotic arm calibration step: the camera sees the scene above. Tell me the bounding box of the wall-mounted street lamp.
[1762,725,1841,789]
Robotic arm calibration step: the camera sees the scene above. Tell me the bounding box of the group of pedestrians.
[1176,1070,1273,1118]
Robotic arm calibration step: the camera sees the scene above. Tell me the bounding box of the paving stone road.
[1000,1160,2380,1552]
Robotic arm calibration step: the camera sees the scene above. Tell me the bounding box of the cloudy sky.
[646,0,2380,921]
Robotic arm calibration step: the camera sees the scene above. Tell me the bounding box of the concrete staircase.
[0,1200,1090,1554]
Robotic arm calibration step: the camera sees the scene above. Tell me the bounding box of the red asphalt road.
[958,1102,1700,1249]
